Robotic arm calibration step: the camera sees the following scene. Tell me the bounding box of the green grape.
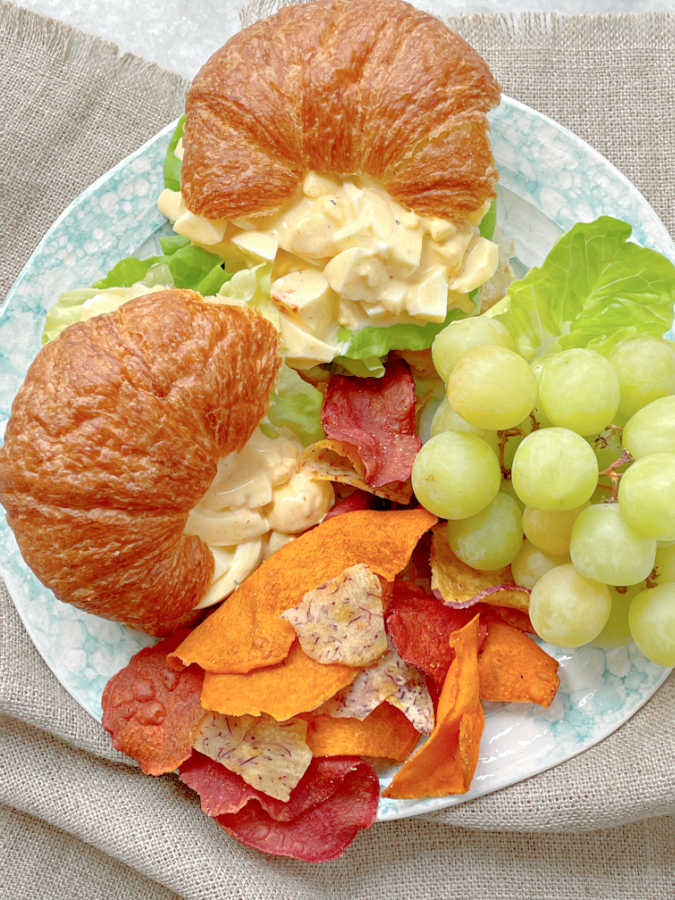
[538,348,620,436]
[654,543,675,584]
[447,492,523,571]
[609,337,675,418]
[592,585,639,649]
[430,397,499,452]
[431,316,515,382]
[447,345,538,431]
[591,425,625,473]
[512,539,567,589]
[622,395,675,459]
[529,563,611,648]
[512,428,598,510]
[522,505,586,556]
[411,431,501,520]
[570,503,656,586]
[629,582,675,666]
[618,453,675,541]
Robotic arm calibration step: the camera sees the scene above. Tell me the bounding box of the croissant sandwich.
[0,0,502,634]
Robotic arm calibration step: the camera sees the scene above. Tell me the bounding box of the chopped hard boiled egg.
[185,428,334,608]
[159,171,499,368]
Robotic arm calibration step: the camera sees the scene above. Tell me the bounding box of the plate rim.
[0,94,673,823]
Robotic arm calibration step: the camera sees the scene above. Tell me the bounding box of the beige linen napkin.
[0,3,673,898]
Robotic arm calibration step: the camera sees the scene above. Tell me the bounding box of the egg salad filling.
[184,428,334,609]
[158,140,499,369]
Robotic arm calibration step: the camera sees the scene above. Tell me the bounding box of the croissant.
[0,292,280,635]
[182,0,500,224]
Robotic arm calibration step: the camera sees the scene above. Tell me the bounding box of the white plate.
[0,97,672,822]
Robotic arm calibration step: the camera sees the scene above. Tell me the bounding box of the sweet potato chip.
[300,439,413,504]
[194,712,312,802]
[200,641,358,720]
[383,616,484,798]
[430,526,529,611]
[385,582,488,688]
[478,621,560,706]
[480,605,535,634]
[101,630,205,776]
[216,762,379,862]
[179,752,362,821]
[281,564,386,666]
[305,703,420,761]
[321,358,422,489]
[171,508,437,674]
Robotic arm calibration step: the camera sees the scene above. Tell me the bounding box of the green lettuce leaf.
[337,307,466,361]
[165,242,231,294]
[163,116,185,191]
[332,356,386,378]
[42,289,100,343]
[479,198,497,240]
[266,364,325,445]
[215,263,278,327]
[92,255,164,289]
[488,217,675,359]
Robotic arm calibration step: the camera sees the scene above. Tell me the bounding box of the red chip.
[386,582,488,688]
[215,762,380,861]
[101,630,205,776]
[321,359,422,489]
[322,489,374,522]
[180,752,363,821]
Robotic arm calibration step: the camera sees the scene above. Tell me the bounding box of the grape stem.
[598,449,634,502]
[496,413,541,480]
[593,423,623,450]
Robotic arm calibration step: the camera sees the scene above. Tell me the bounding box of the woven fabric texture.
[0,2,673,898]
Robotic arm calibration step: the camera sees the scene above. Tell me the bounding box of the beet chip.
[386,582,488,688]
[215,762,379,861]
[321,358,421,488]
[179,752,362,821]
[101,630,205,775]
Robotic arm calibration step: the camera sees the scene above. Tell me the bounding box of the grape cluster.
[412,320,675,667]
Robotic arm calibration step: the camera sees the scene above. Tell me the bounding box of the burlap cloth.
[0,2,673,897]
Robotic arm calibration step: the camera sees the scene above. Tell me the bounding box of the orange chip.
[383,615,484,798]
[304,703,420,762]
[200,641,359,720]
[300,439,413,504]
[478,621,560,707]
[430,526,529,611]
[171,508,436,674]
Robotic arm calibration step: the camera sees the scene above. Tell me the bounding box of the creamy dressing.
[184,428,334,609]
[158,161,499,369]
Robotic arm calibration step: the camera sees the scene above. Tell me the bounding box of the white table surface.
[16,0,673,80]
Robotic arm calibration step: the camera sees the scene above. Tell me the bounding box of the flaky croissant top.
[0,292,280,635]
[182,0,501,223]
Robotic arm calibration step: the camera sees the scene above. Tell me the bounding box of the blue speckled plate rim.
[0,96,672,824]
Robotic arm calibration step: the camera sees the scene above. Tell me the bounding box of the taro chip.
[200,641,358,720]
[194,712,312,802]
[300,439,413,503]
[304,702,420,761]
[280,563,387,667]
[478,621,560,707]
[171,508,436,674]
[430,526,530,611]
[386,670,435,735]
[383,616,484,798]
[215,762,380,862]
[101,630,205,776]
[320,358,422,489]
[318,646,417,720]
[179,752,364,821]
